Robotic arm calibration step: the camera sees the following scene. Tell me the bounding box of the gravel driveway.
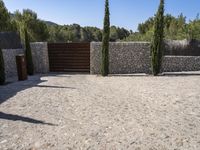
[0,74,200,150]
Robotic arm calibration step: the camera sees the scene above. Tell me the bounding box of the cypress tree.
[101,0,110,76]
[0,48,5,85]
[24,28,34,75]
[151,0,165,75]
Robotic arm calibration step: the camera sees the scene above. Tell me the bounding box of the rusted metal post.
[16,54,28,81]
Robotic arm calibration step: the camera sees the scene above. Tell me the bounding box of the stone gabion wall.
[162,56,200,72]
[2,42,49,80]
[90,42,200,74]
[2,49,24,78]
[90,42,151,74]
[30,42,49,74]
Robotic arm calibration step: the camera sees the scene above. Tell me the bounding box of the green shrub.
[0,48,5,85]
[101,0,110,76]
[151,0,165,75]
[24,28,34,75]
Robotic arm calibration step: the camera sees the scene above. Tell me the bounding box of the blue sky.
[3,0,200,31]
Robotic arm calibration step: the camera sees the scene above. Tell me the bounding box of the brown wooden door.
[48,43,90,72]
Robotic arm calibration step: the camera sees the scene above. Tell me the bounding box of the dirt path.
[0,74,200,150]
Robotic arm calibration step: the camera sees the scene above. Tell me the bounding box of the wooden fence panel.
[48,43,90,72]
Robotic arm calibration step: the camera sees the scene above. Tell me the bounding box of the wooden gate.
[48,43,90,72]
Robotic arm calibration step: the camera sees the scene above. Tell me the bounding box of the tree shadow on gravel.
[34,85,76,89]
[0,112,57,126]
[0,74,75,105]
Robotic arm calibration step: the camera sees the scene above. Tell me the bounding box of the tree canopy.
[0,0,200,42]
[12,9,49,42]
[125,13,200,41]
[0,0,12,31]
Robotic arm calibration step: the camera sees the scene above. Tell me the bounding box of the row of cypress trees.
[0,0,165,84]
[101,0,165,76]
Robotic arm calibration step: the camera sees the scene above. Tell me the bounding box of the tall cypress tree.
[151,0,165,75]
[101,0,110,76]
[0,48,5,85]
[24,28,34,75]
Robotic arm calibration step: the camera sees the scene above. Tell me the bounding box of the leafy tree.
[0,0,11,31]
[66,24,81,42]
[0,48,5,85]
[101,0,110,76]
[167,19,178,39]
[110,26,130,41]
[83,26,102,41]
[47,25,60,42]
[118,27,130,40]
[125,13,200,41]
[124,29,154,42]
[24,28,34,75]
[151,0,165,76]
[166,13,187,40]
[188,14,200,40]
[164,14,176,29]
[80,28,89,42]
[138,17,154,34]
[13,9,49,42]
[110,26,119,41]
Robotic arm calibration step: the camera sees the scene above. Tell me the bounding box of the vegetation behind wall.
[2,0,200,42]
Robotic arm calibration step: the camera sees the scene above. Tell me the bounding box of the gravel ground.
[0,74,200,150]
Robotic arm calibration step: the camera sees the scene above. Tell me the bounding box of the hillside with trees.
[9,9,131,42]
[1,0,200,42]
[124,13,200,41]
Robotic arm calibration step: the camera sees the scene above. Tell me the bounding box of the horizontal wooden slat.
[49,59,90,62]
[50,69,90,72]
[48,59,90,63]
[49,51,90,57]
[48,51,89,55]
[50,67,90,70]
[50,66,90,69]
[49,62,89,66]
[49,48,89,52]
[48,44,90,49]
[49,56,89,60]
[48,43,90,72]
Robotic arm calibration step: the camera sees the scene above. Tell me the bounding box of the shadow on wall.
[0,74,75,105]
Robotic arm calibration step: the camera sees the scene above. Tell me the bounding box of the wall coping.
[91,42,150,44]
[30,42,47,44]
[164,56,200,58]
